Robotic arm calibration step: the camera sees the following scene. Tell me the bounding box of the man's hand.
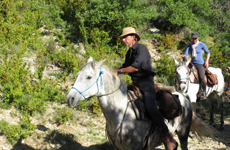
[114,70,119,75]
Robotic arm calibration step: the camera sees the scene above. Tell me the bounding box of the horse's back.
[207,67,223,76]
[207,67,225,93]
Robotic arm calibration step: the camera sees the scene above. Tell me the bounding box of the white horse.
[66,57,216,150]
[173,58,225,130]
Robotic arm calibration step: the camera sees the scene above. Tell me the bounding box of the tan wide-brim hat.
[119,27,141,41]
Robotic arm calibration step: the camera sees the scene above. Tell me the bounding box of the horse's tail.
[190,112,218,140]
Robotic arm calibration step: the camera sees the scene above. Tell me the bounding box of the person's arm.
[204,53,210,68]
[114,66,138,75]
[182,44,190,58]
[202,42,210,68]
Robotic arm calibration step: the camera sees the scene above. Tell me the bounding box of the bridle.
[71,68,120,98]
[71,68,104,99]
[175,66,191,93]
[176,66,190,84]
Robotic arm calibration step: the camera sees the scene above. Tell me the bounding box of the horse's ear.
[186,58,191,66]
[95,58,106,69]
[173,57,179,66]
[87,57,93,63]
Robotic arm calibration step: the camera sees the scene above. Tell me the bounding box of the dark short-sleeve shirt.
[121,42,156,81]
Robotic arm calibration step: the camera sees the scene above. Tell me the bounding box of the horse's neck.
[97,73,130,129]
[98,85,128,117]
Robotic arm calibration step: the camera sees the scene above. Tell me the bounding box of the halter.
[72,68,104,99]
[177,76,189,83]
[176,69,190,84]
[176,67,191,93]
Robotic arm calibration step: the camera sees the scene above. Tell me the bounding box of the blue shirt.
[184,42,210,65]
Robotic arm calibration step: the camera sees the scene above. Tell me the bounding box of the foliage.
[50,46,84,74]
[56,108,73,125]
[208,43,230,76]
[77,97,102,114]
[0,48,65,116]
[155,52,176,85]
[156,0,212,30]
[159,30,180,51]
[210,0,230,33]
[0,113,36,144]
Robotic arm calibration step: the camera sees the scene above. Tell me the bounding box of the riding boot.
[201,81,207,99]
[161,132,178,150]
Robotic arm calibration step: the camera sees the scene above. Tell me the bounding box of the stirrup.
[200,92,206,99]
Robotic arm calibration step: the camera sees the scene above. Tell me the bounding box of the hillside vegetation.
[0,0,230,146]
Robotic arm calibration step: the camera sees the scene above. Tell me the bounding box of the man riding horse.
[114,27,178,150]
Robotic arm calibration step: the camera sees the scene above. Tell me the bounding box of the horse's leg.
[220,102,224,130]
[189,94,197,112]
[218,95,224,130]
[176,105,193,150]
[207,97,215,127]
[177,128,189,150]
[176,113,192,150]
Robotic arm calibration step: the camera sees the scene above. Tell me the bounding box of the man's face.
[122,35,135,47]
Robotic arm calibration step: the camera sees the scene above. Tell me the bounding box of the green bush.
[155,52,176,85]
[0,113,36,144]
[159,31,180,51]
[56,108,73,125]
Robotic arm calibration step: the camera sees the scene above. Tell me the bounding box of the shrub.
[155,52,176,85]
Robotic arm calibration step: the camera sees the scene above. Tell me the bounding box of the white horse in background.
[173,57,225,130]
[66,57,216,150]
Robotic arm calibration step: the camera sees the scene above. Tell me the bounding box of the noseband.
[72,68,104,99]
[176,67,190,84]
[177,76,189,84]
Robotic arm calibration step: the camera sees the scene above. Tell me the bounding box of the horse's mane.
[101,64,127,93]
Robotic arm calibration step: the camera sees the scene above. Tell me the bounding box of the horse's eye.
[87,76,92,79]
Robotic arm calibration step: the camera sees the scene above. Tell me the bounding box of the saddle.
[127,84,184,150]
[188,63,218,86]
[127,84,183,120]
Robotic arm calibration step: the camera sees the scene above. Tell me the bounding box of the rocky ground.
[0,101,230,150]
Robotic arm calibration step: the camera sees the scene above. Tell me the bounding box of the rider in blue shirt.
[183,32,210,98]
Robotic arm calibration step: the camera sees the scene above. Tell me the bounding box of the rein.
[96,86,120,97]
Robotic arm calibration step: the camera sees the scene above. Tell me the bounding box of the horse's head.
[225,67,230,102]
[173,57,190,93]
[66,57,106,107]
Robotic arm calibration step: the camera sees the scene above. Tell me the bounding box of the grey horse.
[66,57,216,150]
